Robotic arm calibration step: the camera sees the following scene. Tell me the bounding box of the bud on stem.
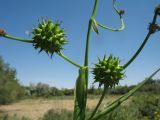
[0,29,6,36]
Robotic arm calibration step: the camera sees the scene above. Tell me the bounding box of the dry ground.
[0,95,124,120]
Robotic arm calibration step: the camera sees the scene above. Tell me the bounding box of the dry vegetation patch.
[0,96,122,120]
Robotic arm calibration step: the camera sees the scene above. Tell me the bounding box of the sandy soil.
[0,99,98,119]
[0,96,122,120]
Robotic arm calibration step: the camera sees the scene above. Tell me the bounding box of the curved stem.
[90,68,160,120]
[3,34,33,43]
[113,0,121,14]
[123,12,158,69]
[97,17,124,32]
[97,0,125,32]
[123,32,151,69]
[57,52,82,69]
[88,84,108,120]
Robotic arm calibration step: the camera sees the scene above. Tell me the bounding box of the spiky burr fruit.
[32,19,67,57]
[92,55,125,88]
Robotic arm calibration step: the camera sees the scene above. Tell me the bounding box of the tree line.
[0,56,24,104]
[25,78,160,97]
[0,55,160,105]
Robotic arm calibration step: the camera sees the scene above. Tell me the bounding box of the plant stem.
[97,17,124,32]
[57,52,82,69]
[85,0,99,96]
[88,84,108,120]
[123,12,158,69]
[4,34,33,43]
[84,0,99,67]
[84,0,99,109]
[113,0,120,14]
[90,68,160,120]
[97,0,125,32]
[77,0,98,119]
[84,0,99,88]
[123,32,151,69]
[73,67,87,120]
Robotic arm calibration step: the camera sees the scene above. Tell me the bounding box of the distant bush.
[131,94,160,119]
[101,94,160,120]
[62,88,74,96]
[0,56,25,104]
[108,79,160,95]
[49,87,64,96]
[138,79,160,94]
[0,114,30,120]
[42,109,72,120]
[109,85,134,95]
[24,79,160,98]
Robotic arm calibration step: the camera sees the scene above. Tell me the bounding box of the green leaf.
[92,19,99,34]
[73,68,87,120]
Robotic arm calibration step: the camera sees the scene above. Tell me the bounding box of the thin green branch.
[75,0,99,119]
[84,0,99,67]
[97,0,125,32]
[57,52,82,69]
[113,0,120,14]
[97,17,124,32]
[123,12,158,69]
[123,32,151,69]
[84,0,99,98]
[88,84,108,120]
[4,34,33,43]
[90,68,160,120]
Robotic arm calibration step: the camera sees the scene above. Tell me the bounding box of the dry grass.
[0,95,124,120]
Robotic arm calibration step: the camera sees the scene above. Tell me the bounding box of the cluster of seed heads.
[32,19,67,57]
[92,55,125,88]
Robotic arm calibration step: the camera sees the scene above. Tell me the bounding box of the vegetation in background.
[102,94,160,120]
[0,93,160,120]
[0,114,30,120]
[0,56,25,105]
[42,109,72,120]
[24,79,160,98]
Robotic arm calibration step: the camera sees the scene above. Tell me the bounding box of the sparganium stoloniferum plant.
[1,0,160,120]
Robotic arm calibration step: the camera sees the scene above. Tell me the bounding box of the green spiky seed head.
[92,54,125,88]
[32,18,67,57]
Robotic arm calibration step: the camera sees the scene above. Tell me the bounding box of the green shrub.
[42,109,72,120]
[138,79,160,94]
[100,94,160,120]
[0,114,30,120]
[0,56,25,105]
[131,94,160,119]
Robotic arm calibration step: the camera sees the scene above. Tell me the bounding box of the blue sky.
[0,0,160,88]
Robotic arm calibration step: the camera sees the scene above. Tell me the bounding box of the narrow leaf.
[92,19,99,34]
[73,68,87,120]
